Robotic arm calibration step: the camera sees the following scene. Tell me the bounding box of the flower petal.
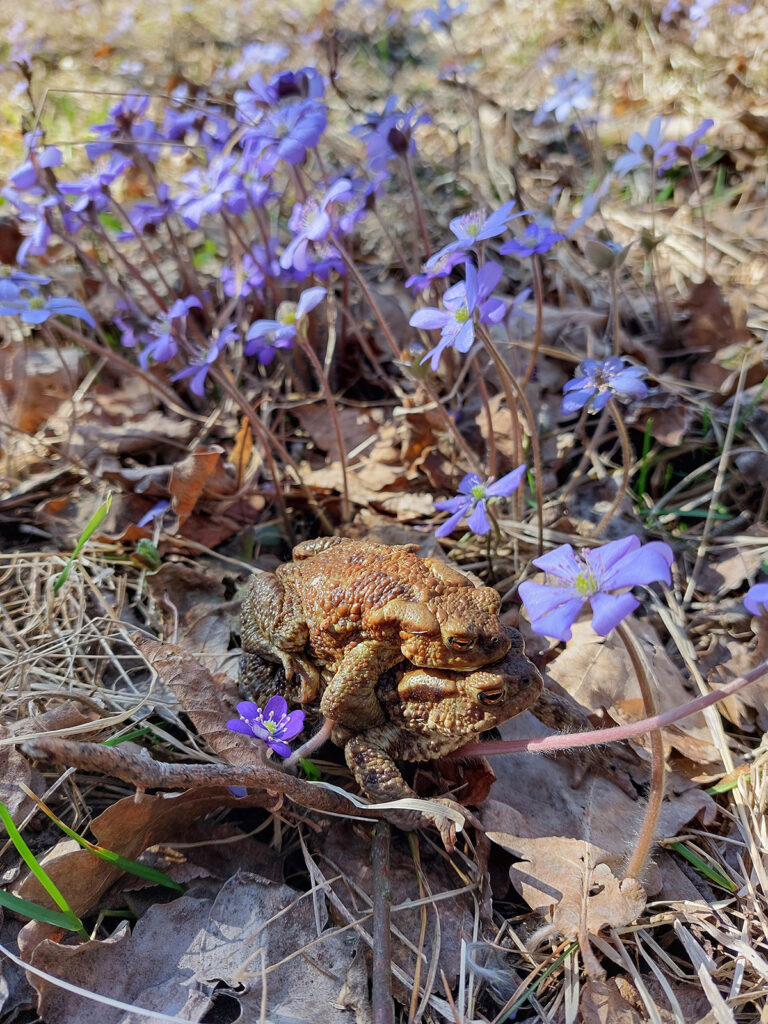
[518,581,584,642]
[410,307,450,330]
[745,583,768,617]
[226,719,255,736]
[458,473,483,496]
[599,540,673,590]
[531,543,582,583]
[266,739,292,758]
[466,500,490,535]
[588,591,639,635]
[279,710,306,740]
[262,694,289,720]
[435,505,470,537]
[235,701,261,721]
[486,464,526,497]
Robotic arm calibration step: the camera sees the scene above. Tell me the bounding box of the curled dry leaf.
[487,832,647,938]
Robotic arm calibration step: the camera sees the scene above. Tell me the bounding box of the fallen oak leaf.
[487,833,647,938]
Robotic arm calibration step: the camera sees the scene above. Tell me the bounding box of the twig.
[371,821,395,1024]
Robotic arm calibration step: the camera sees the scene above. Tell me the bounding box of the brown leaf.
[487,833,647,937]
[580,976,645,1024]
[27,873,357,1024]
[229,415,255,489]
[169,445,224,523]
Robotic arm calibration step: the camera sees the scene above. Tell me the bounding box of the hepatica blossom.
[519,536,674,642]
[410,261,505,370]
[533,70,595,125]
[745,584,768,617]
[499,217,564,258]
[561,356,648,414]
[227,695,305,757]
[614,116,666,177]
[429,200,523,263]
[245,286,326,364]
[0,292,95,327]
[434,466,526,537]
[655,119,713,173]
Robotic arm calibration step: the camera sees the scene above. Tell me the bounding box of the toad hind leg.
[240,571,319,703]
[319,642,402,730]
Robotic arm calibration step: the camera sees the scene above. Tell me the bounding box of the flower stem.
[615,621,665,881]
[403,152,431,259]
[333,237,401,360]
[589,398,632,540]
[520,253,544,388]
[479,328,544,555]
[296,328,352,523]
[454,654,768,757]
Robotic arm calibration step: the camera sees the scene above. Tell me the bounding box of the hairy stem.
[520,253,544,387]
[455,653,768,758]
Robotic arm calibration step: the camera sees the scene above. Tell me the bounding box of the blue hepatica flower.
[138,295,203,368]
[655,118,713,173]
[245,286,326,364]
[279,178,354,273]
[519,537,674,642]
[0,293,95,327]
[434,466,527,537]
[745,584,768,617]
[411,262,505,370]
[352,96,432,176]
[429,200,524,264]
[172,322,239,396]
[533,70,595,125]
[176,156,240,228]
[411,0,468,30]
[227,695,306,757]
[405,250,467,293]
[614,116,666,177]
[500,218,564,258]
[561,356,648,414]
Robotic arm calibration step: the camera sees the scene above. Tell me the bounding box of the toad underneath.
[240,537,511,731]
[239,630,543,847]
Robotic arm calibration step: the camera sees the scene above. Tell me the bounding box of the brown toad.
[240,537,511,731]
[238,628,542,847]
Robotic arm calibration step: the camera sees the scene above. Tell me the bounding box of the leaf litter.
[1,0,768,1021]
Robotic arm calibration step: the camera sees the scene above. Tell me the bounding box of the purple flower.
[171,323,239,396]
[352,96,431,175]
[519,537,674,642]
[614,117,666,177]
[533,70,595,125]
[241,99,328,173]
[434,466,527,537]
[58,154,132,214]
[655,119,713,173]
[227,695,306,757]
[745,584,768,617]
[568,175,613,235]
[561,356,648,414]
[138,295,203,368]
[411,262,504,370]
[411,0,468,30]
[429,201,524,264]
[175,157,240,228]
[235,68,325,117]
[405,250,467,293]
[221,245,280,298]
[87,94,161,161]
[279,178,354,273]
[245,287,326,364]
[499,218,564,258]
[116,183,174,239]
[0,293,95,327]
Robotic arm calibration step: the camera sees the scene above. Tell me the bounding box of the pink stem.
[454,655,768,758]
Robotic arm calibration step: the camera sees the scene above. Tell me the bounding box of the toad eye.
[447,636,475,650]
[478,687,505,705]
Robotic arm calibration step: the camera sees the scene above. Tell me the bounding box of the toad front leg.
[240,571,320,704]
[319,642,402,729]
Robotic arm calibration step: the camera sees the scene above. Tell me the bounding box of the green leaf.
[0,802,87,939]
[668,841,737,892]
[53,492,113,594]
[0,890,85,932]
[299,758,321,781]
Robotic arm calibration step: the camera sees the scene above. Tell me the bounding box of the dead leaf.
[581,975,645,1024]
[229,415,256,489]
[488,833,647,937]
[169,445,224,523]
[27,873,357,1024]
